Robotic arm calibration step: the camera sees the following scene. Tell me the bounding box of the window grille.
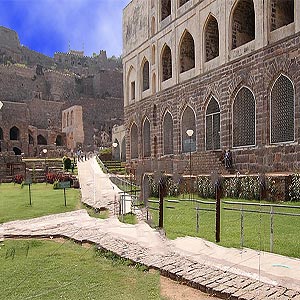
[271,75,294,143]
[233,87,256,147]
[206,97,220,150]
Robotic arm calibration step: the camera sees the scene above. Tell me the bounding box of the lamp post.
[42,148,48,165]
[186,129,194,201]
[112,142,118,161]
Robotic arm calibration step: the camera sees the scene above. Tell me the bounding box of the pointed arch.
[13,147,22,155]
[231,0,255,49]
[161,44,172,81]
[55,135,63,146]
[163,111,174,155]
[130,123,138,159]
[179,0,190,7]
[10,126,20,140]
[161,0,171,21]
[142,117,151,157]
[152,44,156,65]
[127,66,136,103]
[181,106,196,153]
[204,15,219,62]
[152,73,156,94]
[232,87,256,147]
[151,16,156,36]
[142,58,150,92]
[179,30,195,73]
[270,0,294,31]
[206,96,221,150]
[270,74,294,144]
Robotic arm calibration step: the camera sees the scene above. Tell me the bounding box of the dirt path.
[160,276,218,300]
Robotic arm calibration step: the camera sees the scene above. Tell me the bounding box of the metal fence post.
[270,206,274,253]
[196,204,199,233]
[240,204,244,248]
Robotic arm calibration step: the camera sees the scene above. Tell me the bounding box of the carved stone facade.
[123,0,300,177]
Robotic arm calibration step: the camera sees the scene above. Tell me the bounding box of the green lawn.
[0,183,81,223]
[150,196,300,258]
[0,239,161,300]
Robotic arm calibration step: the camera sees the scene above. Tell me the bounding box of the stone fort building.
[123,0,300,178]
[0,26,123,157]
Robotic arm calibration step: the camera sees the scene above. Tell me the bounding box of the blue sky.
[0,0,131,58]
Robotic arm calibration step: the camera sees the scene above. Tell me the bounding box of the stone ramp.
[2,210,300,300]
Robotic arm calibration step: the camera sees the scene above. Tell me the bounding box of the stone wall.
[124,32,300,175]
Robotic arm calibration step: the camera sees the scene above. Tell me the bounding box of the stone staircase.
[186,150,230,175]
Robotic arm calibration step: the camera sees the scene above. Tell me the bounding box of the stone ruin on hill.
[0,26,124,157]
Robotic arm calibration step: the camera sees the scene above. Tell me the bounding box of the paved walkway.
[1,157,300,299]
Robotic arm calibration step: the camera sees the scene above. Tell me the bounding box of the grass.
[119,212,138,225]
[149,195,300,258]
[0,239,161,300]
[0,183,81,223]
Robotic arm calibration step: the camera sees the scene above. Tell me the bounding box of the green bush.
[289,173,300,202]
[63,157,72,171]
[195,176,215,199]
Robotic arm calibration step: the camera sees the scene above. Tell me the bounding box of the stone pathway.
[1,157,300,300]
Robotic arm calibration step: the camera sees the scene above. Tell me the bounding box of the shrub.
[195,176,215,199]
[14,174,24,184]
[289,173,300,202]
[63,157,72,171]
[239,176,260,200]
[224,176,241,198]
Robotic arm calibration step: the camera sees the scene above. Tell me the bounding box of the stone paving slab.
[2,210,300,299]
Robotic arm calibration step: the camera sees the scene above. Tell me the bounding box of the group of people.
[76,150,88,162]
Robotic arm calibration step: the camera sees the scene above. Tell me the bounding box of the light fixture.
[186,129,194,137]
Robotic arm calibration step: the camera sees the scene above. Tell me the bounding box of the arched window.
[163,111,174,155]
[271,75,294,144]
[231,0,255,49]
[0,127,3,140]
[270,0,294,31]
[179,30,195,73]
[130,123,138,159]
[161,44,172,81]
[204,15,219,62]
[151,16,156,36]
[161,0,171,21]
[13,147,22,155]
[206,97,221,150]
[37,134,47,145]
[127,66,136,103]
[181,106,196,153]
[179,0,190,7]
[142,59,150,91]
[10,126,20,140]
[143,118,151,157]
[232,87,256,147]
[67,112,70,127]
[56,135,63,146]
[63,112,66,128]
[152,45,156,65]
[152,73,156,94]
